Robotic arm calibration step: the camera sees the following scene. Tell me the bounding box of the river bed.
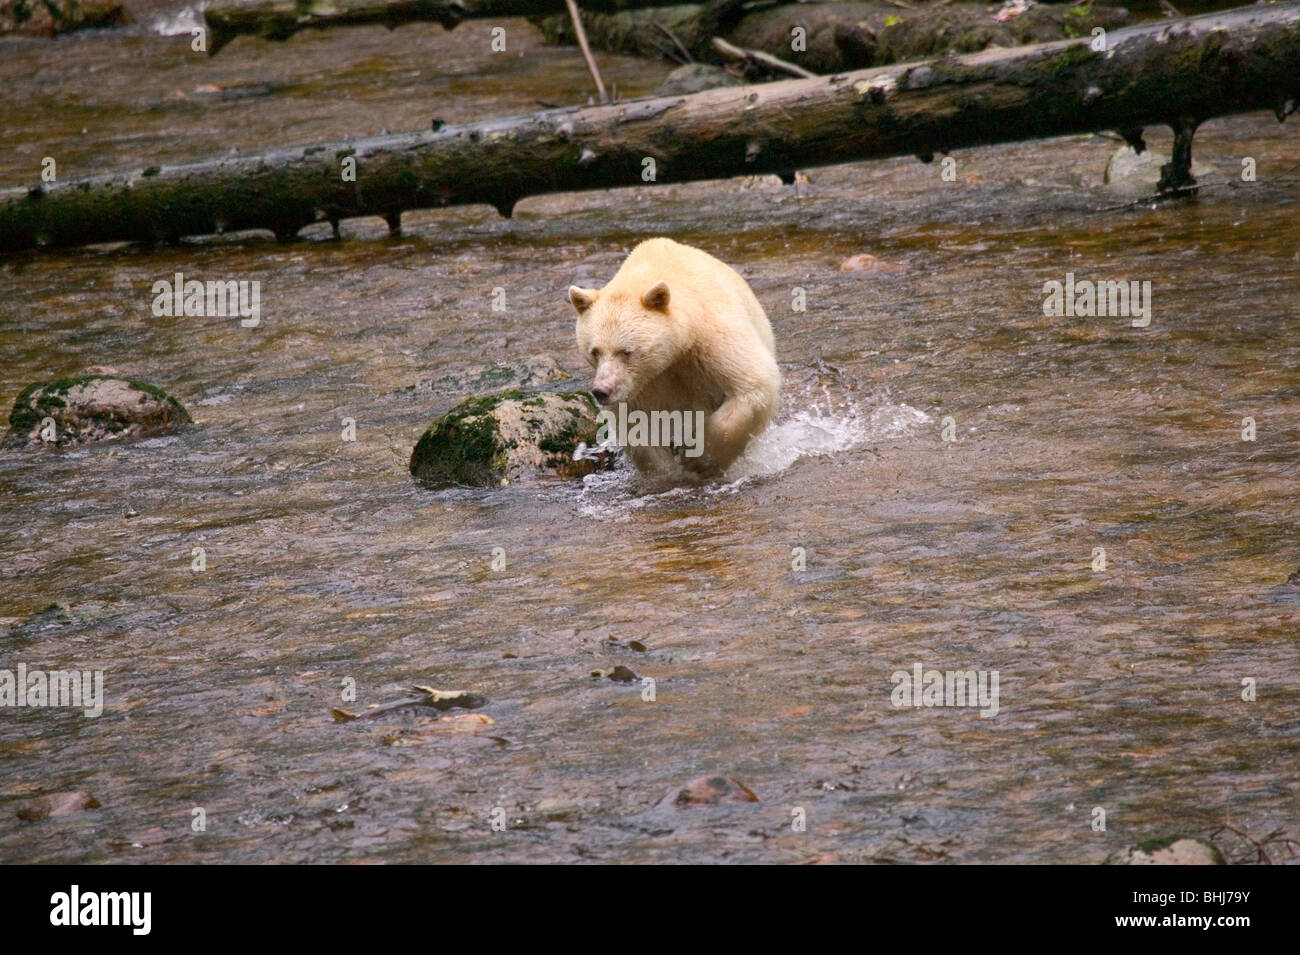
[1,8,1297,863]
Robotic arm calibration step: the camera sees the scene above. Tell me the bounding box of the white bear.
[569,237,780,479]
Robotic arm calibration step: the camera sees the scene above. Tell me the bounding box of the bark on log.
[536,1,1133,71]
[0,0,130,36]
[202,0,750,53]
[531,0,753,63]
[4,3,1299,253]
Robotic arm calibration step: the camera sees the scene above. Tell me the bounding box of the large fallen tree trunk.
[4,4,1298,253]
[533,0,1134,71]
[201,0,750,53]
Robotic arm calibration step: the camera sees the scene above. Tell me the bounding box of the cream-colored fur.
[569,237,780,478]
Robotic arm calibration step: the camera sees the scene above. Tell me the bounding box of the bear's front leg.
[687,395,764,476]
[627,442,679,479]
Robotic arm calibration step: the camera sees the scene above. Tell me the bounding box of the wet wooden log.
[531,0,751,63]
[202,0,749,53]
[3,3,1299,253]
[0,0,130,37]
[532,1,1132,71]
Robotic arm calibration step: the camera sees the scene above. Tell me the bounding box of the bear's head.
[569,280,683,407]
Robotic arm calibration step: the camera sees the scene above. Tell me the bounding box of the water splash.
[152,4,207,36]
[575,384,931,517]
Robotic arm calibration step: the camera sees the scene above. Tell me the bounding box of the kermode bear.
[569,237,780,478]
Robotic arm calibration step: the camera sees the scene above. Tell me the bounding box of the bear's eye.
[589,347,601,362]
[616,347,633,358]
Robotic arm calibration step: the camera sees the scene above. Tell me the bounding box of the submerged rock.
[5,602,76,645]
[653,64,744,96]
[408,354,573,398]
[839,252,907,274]
[15,791,100,822]
[4,375,191,450]
[1104,145,1214,198]
[410,389,613,487]
[590,665,639,682]
[664,776,760,808]
[1266,568,1300,604]
[1105,835,1226,865]
[0,0,129,37]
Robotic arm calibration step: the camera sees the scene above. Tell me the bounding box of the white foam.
[574,388,931,518]
[152,4,207,36]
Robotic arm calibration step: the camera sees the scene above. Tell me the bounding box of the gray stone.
[652,64,744,96]
[1105,836,1226,865]
[1103,145,1213,198]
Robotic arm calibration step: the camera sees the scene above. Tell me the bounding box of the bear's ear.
[641,281,670,312]
[568,286,599,314]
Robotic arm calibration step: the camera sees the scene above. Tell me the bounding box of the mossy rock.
[410,390,614,487]
[4,375,191,450]
[1104,835,1226,865]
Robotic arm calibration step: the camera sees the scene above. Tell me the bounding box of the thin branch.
[649,38,688,66]
[1208,824,1300,865]
[711,35,817,79]
[654,20,694,64]
[565,0,609,104]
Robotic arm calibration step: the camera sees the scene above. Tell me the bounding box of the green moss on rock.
[410,389,612,487]
[4,374,191,449]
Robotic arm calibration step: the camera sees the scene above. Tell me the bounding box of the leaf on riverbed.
[589,665,638,682]
[409,686,487,709]
[839,253,907,274]
[381,713,498,745]
[661,776,760,809]
[333,686,487,722]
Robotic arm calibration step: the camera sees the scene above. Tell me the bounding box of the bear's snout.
[590,385,611,404]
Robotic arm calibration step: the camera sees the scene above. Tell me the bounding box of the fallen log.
[533,1,1133,71]
[0,0,130,37]
[531,0,752,63]
[789,1,1136,71]
[4,3,1299,253]
[201,0,750,53]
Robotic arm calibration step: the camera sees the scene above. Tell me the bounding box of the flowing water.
[1,8,1297,863]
